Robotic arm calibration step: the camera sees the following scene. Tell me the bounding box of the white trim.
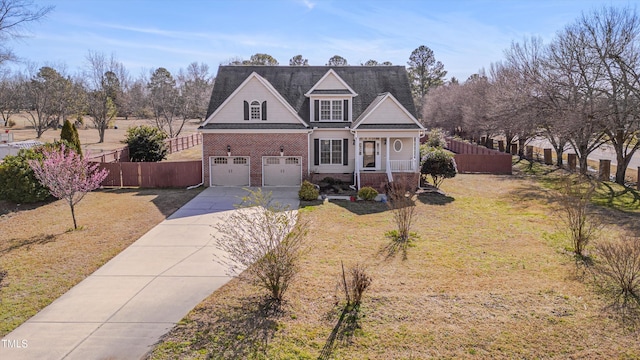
[319,99,344,121]
[353,93,424,129]
[393,139,403,152]
[202,72,306,126]
[249,100,261,120]
[304,69,357,97]
[360,139,381,171]
[318,138,343,165]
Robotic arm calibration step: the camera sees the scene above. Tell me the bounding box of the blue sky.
[9,0,640,81]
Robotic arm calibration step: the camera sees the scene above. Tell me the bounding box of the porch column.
[354,134,360,188]
[386,136,390,172]
[415,136,420,171]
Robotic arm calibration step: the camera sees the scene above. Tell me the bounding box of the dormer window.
[250,101,261,119]
[320,100,342,121]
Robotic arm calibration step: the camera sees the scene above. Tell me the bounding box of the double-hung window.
[320,100,343,121]
[320,139,342,165]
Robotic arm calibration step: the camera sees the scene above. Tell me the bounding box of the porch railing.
[389,159,415,172]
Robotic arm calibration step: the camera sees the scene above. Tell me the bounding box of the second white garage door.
[210,156,250,186]
[263,156,302,186]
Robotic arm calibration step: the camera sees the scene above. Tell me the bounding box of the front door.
[363,141,376,168]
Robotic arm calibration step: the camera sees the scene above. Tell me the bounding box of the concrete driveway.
[0,186,299,360]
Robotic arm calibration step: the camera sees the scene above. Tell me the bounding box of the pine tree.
[60,119,82,155]
[71,122,82,156]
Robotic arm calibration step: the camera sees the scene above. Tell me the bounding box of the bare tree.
[84,51,127,143]
[214,189,308,304]
[421,82,464,135]
[125,75,150,119]
[148,67,182,137]
[0,69,23,126]
[595,234,640,311]
[577,7,640,184]
[0,0,53,64]
[176,62,214,122]
[557,175,602,260]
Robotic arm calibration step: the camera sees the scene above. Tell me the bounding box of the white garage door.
[263,156,302,186]
[210,156,250,186]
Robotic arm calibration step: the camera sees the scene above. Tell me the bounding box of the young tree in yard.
[29,144,108,230]
[595,234,640,311]
[60,119,81,155]
[386,179,418,244]
[420,146,457,188]
[214,188,308,304]
[557,175,602,260]
[124,125,168,162]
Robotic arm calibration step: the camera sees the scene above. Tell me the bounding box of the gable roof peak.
[304,68,356,97]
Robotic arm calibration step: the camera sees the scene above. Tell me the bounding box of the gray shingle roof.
[204,66,417,126]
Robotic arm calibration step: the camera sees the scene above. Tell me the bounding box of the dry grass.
[5,113,201,154]
[149,173,640,359]
[0,187,203,336]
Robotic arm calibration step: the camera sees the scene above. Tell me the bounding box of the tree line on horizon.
[422,6,640,186]
[0,45,448,142]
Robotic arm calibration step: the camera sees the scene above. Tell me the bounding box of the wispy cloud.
[298,0,315,10]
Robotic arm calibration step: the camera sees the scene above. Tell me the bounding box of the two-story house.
[199,65,425,190]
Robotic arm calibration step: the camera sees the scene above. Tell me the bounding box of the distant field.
[5,113,202,159]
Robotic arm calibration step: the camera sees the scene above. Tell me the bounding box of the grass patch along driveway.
[0,187,202,336]
[149,174,640,359]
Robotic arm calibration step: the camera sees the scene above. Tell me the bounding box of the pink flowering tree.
[30,144,109,229]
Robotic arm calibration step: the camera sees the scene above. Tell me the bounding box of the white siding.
[360,98,416,125]
[388,138,414,161]
[309,129,355,174]
[315,73,349,90]
[211,77,301,124]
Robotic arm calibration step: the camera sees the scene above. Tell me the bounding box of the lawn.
[148,170,640,359]
[0,187,202,336]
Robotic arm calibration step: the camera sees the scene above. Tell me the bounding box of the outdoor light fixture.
[227,145,231,156]
[280,145,284,156]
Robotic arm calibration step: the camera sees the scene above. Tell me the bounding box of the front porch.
[354,134,421,190]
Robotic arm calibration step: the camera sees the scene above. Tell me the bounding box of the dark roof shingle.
[204,66,417,125]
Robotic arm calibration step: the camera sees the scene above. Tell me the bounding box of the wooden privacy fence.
[98,160,202,188]
[446,138,513,175]
[86,133,202,163]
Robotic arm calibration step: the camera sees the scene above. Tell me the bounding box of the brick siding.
[202,133,308,186]
[360,172,419,192]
